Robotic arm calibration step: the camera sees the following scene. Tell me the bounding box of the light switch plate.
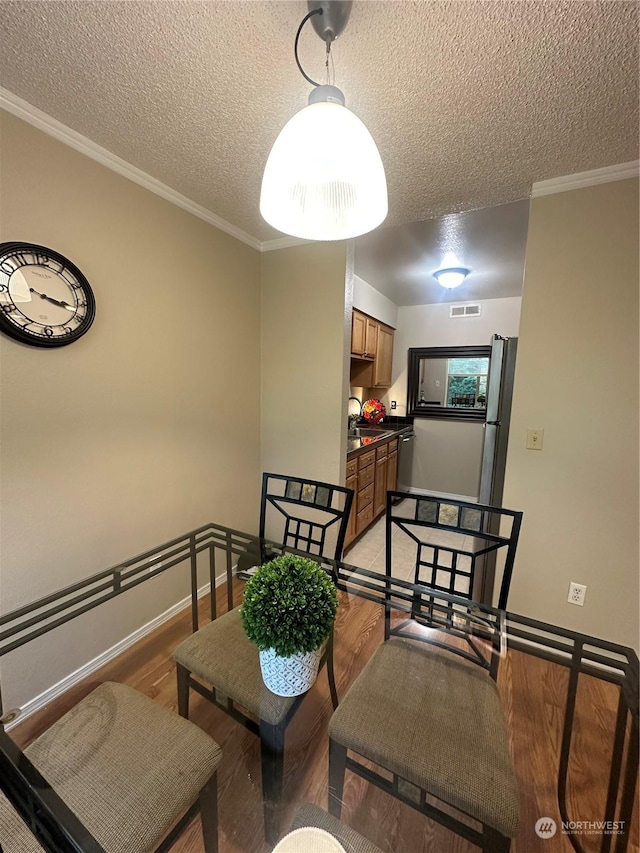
[526,428,544,450]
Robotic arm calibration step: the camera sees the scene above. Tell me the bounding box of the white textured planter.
[259,647,322,697]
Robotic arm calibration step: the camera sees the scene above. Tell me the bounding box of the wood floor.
[11,579,638,853]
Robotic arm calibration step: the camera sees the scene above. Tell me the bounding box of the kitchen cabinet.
[349,310,395,388]
[344,433,403,549]
[344,451,376,548]
[345,460,358,548]
[351,311,366,358]
[355,450,376,536]
[350,310,377,360]
[373,323,394,388]
[364,316,378,360]
[373,446,388,516]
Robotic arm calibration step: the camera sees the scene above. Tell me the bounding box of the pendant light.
[260,1,388,241]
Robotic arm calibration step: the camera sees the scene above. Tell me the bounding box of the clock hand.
[29,288,75,312]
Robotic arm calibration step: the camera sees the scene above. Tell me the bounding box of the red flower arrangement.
[362,399,386,424]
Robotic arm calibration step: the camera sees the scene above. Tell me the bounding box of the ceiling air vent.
[449,304,481,318]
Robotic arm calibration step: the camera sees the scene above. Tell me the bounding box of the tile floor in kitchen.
[344,505,477,595]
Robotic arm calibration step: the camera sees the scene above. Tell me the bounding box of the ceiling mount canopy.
[433,267,470,289]
[308,0,352,44]
[260,0,388,242]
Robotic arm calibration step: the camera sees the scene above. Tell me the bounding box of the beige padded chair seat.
[328,638,519,838]
[0,681,222,853]
[291,804,384,853]
[174,607,298,726]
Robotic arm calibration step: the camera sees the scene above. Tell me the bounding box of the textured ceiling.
[354,199,530,305]
[0,1,638,244]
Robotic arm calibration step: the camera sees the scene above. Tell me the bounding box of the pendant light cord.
[294,7,324,87]
[326,40,335,86]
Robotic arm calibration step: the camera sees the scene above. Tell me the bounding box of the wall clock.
[0,242,96,347]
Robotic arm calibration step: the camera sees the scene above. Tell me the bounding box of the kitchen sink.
[348,427,393,439]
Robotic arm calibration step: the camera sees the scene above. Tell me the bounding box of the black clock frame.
[0,242,96,348]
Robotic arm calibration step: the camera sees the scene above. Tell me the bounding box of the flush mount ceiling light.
[433,267,470,289]
[260,1,388,241]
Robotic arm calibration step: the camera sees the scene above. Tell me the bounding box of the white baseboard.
[6,571,230,731]
[397,484,478,503]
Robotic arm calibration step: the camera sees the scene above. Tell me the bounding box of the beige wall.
[388,297,522,415]
[0,112,262,708]
[352,274,398,328]
[504,178,639,650]
[390,298,522,497]
[407,420,486,497]
[260,242,350,486]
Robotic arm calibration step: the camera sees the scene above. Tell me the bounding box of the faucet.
[348,396,362,429]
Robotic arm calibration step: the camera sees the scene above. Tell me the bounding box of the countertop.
[347,422,413,458]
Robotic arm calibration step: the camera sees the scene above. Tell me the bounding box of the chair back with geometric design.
[386,491,522,611]
[260,473,354,562]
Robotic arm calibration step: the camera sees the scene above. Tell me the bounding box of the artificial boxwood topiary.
[240,555,338,658]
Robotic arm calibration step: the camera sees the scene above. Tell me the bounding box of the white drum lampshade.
[260,87,388,241]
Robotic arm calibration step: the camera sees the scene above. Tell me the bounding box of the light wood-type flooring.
[11,577,639,853]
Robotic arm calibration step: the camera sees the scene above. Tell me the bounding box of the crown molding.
[0,87,263,252]
[531,160,640,198]
[260,234,315,252]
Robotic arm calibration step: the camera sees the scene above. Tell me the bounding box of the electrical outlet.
[147,560,163,574]
[390,401,397,410]
[568,582,587,606]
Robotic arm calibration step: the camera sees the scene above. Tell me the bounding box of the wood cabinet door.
[351,310,366,357]
[374,455,388,517]
[355,501,374,535]
[364,317,378,360]
[344,473,357,547]
[373,324,394,387]
[387,449,398,494]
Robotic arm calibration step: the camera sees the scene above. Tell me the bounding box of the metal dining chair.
[173,473,353,844]
[327,492,520,852]
[389,491,523,609]
[0,682,222,853]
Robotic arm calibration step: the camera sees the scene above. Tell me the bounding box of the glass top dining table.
[0,522,637,853]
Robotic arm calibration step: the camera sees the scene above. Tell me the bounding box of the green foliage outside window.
[446,357,489,406]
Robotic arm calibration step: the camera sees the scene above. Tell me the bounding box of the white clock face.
[0,244,95,347]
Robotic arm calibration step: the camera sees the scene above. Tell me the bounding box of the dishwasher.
[396,428,415,492]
